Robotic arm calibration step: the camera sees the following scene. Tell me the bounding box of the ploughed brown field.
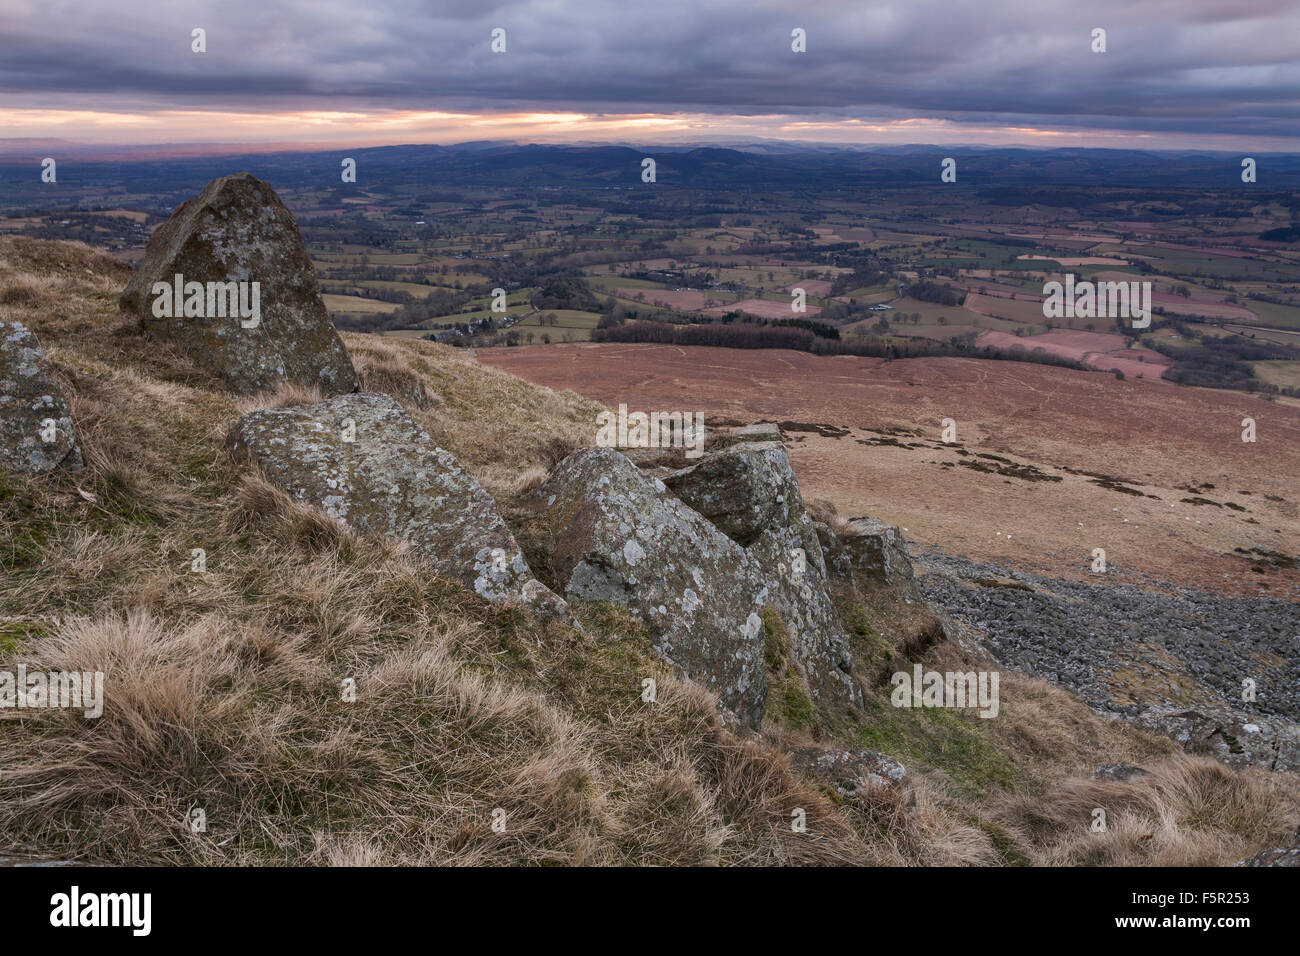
[701,298,824,319]
[974,329,1173,381]
[480,343,1300,599]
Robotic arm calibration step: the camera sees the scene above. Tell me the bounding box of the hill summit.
[0,177,1295,866]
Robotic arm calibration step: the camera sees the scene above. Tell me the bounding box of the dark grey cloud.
[2,0,1297,140]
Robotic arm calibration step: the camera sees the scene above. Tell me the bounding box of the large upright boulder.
[0,321,83,474]
[664,441,861,710]
[121,173,357,396]
[228,392,566,616]
[534,448,771,724]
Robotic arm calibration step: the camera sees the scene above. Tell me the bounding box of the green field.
[1135,246,1298,282]
[356,280,446,298]
[417,305,534,328]
[1140,327,1199,350]
[962,292,1051,326]
[915,239,1063,270]
[1241,299,1300,330]
[322,294,400,314]
[843,296,981,337]
[586,275,662,291]
[512,309,602,342]
[1252,360,1300,390]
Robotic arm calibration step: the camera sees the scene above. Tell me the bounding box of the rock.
[0,855,86,867]
[665,442,861,710]
[1132,706,1299,773]
[228,392,566,616]
[788,747,916,812]
[535,447,770,724]
[1092,763,1150,782]
[121,173,357,396]
[734,422,782,443]
[0,321,83,474]
[821,515,919,598]
[663,440,799,547]
[1236,846,1300,867]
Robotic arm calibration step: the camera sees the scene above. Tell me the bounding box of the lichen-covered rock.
[1236,845,1300,867]
[1132,706,1299,772]
[665,442,861,710]
[0,321,83,474]
[788,747,915,812]
[820,515,920,599]
[664,440,799,547]
[535,447,770,724]
[228,392,566,616]
[121,172,357,396]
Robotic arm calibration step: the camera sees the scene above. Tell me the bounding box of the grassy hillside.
[0,237,1295,866]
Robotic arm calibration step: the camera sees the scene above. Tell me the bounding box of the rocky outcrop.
[0,321,83,474]
[121,173,357,396]
[534,447,772,723]
[818,516,920,599]
[665,441,860,710]
[229,392,566,616]
[788,746,916,812]
[530,447,774,723]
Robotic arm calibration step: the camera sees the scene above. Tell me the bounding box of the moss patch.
[853,693,1023,799]
[762,605,788,670]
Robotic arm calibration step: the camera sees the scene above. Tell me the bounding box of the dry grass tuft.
[0,605,612,864]
[348,336,434,410]
[234,381,326,415]
[804,497,856,537]
[991,754,1300,866]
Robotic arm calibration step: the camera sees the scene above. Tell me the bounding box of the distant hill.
[4,143,1300,213]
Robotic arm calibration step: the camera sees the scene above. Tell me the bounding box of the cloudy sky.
[2,0,1298,151]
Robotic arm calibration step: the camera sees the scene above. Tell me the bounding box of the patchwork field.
[480,343,1300,600]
